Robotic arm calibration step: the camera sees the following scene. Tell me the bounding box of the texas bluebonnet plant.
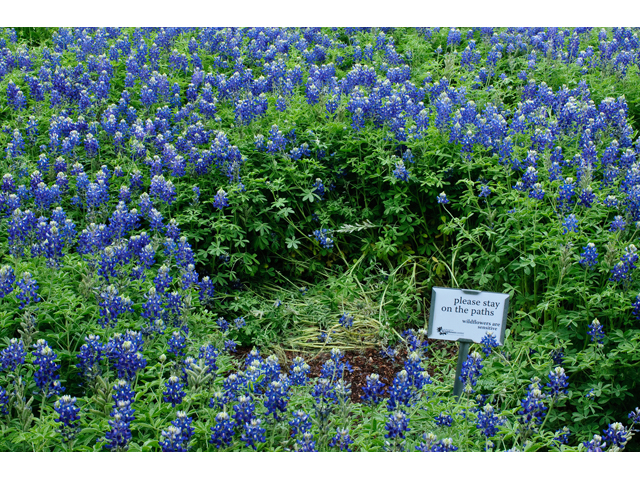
[0,26,639,453]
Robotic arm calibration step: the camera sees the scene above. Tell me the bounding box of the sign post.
[452,338,473,398]
[427,287,509,399]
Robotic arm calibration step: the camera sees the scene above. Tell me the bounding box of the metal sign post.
[452,338,473,399]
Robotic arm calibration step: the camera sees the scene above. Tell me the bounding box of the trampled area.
[0,27,639,452]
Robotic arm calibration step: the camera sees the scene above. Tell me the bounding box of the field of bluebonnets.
[0,26,639,452]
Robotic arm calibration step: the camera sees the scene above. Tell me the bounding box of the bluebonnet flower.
[610,215,626,232]
[460,351,483,394]
[198,344,219,377]
[148,208,164,234]
[557,177,575,212]
[234,317,246,329]
[521,166,538,190]
[216,317,229,333]
[393,160,409,182]
[0,386,8,415]
[546,367,569,399]
[97,247,120,283]
[32,339,64,397]
[168,411,195,451]
[562,214,578,234]
[153,265,173,294]
[611,245,639,286]
[213,188,229,210]
[264,380,289,420]
[210,412,235,449]
[580,243,598,269]
[159,425,186,452]
[404,351,432,391]
[312,378,338,408]
[138,244,156,270]
[98,285,133,328]
[289,410,312,438]
[402,328,429,354]
[105,331,147,380]
[628,407,640,425]
[295,432,317,452]
[16,272,40,309]
[362,373,386,405]
[233,395,255,428]
[103,407,134,452]
[610,261,631,284]
[54,395,81,442]
[518,377,547,429]
[583,434,605,452]
[312,228,334,249]
[84,133,99,157]
[437,192,449,204]
[329,427,354,451]
[276,96,288,112]
[199,276,215,305]
[435,413,453,427]
[0,265,16,298]
[387,370,413,411]
[141,287,164,326]
[529,183,545,200]
[475,405,505,438]
[1,173,16,194]
[551,348,565,366]
[312,179,325,199]
[223,373,247,403]
[339,313,354,329]
[480,332,500,356]
[603,195,618,208]
[553,427,571,446]
[289,357,311,387]
[415,432,458,452]
[209,391,228,411]
[587,319,605,344]
[479,185,491,198]
[191,185,200,205]
[149,175,176,206]
[167,331,186,358]
[76,335,104,382]
[1,338,26,372]
[262,355,282,385]
[242,419,266,450]
[224,340,237,353]
[578,187,596,208]
[165,219,181,241]
[384,410,410,451]
[182,264,199,289]
[163,376,186,407]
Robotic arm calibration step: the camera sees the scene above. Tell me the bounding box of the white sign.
[427,287,509,344]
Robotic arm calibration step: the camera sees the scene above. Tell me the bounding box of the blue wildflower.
[54,395,81,443]
[1,338,26,372]
[480,332,500,356]
[210,412,235,449]
[329,427,354,451]
[587,319,605,344]
[437,192,449,204]
[580,243,598,269]
[546,367,569,399]
[163,376,186,407]
[242,418,266,450]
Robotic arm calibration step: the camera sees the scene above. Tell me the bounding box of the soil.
[231,340,459,403]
